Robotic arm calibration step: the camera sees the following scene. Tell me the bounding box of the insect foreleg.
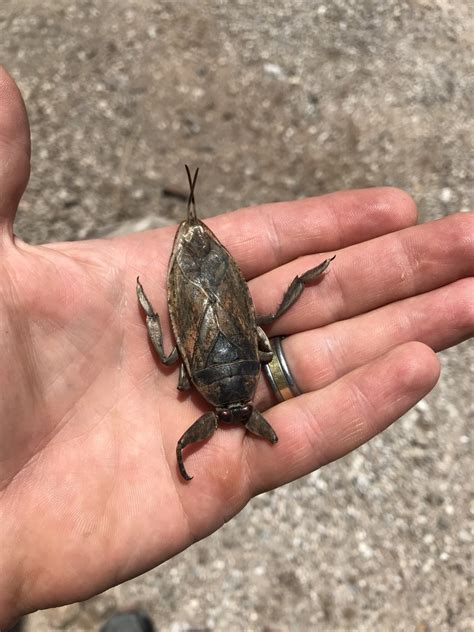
[177,412,219,480]
[245,409,278,444]
[257,256,335,326]
[136,277,178,365]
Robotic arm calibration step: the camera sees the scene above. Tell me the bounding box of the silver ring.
[262,336,301,402]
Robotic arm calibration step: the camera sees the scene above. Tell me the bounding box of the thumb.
[0,65,30,242]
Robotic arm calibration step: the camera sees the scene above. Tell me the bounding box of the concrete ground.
[1,1,472,630]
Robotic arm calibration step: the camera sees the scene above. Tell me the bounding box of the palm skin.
[0,67,472,627]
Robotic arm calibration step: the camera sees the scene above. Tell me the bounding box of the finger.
[256,277,473,410]
[206,187,417,278]
[0,66,30,238]
[250,211,473,334]
[245,342,440,494]
[118,187,417,279]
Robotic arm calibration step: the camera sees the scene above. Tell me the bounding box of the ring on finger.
[262,336,301,402]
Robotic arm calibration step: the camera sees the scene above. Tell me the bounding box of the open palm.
[0,67,472,626]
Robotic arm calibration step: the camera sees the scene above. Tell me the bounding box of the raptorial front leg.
[256,326,273,363]
[177,412,219,480]
[257,256,335,326]
[136,277,178,365]
[245,409,278,444]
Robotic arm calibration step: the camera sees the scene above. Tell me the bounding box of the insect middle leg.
[136,277,178,365]
[257,256,335,326]
[177,363,191,391]
[256,326,273,363]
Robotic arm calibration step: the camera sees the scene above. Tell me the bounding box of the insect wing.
[168,220,259,401]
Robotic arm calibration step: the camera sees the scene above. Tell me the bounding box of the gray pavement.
[1,1,472,630]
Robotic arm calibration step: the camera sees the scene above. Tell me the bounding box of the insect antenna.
[185,164,199,222]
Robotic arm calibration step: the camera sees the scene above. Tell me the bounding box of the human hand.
[0,66,472,627]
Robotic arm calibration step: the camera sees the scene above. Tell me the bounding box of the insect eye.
[219,409,232,423]
[240,405,252,421]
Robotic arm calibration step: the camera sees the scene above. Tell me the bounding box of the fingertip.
[0,65,30,154]
[376,187,418,228]
[395,341,440,396]
[0,65,31,233]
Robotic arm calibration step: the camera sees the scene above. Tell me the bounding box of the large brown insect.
[137,166,334,480]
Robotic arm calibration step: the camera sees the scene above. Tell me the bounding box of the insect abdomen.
[194,359,260,406]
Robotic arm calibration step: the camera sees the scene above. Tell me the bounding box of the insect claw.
[177,444,193,481]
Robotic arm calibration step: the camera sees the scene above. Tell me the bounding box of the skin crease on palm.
[0,66,472,627]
